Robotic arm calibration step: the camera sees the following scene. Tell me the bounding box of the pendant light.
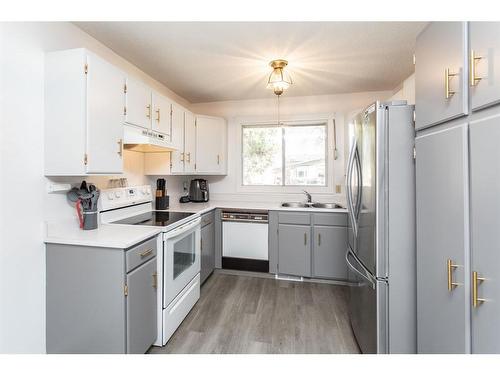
[267,59,292,96]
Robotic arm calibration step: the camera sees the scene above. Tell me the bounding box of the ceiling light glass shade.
[267,59,292,96]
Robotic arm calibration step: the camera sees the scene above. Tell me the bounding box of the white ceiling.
[75,22,427,103]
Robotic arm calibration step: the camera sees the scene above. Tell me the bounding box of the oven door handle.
[164,217,201,240]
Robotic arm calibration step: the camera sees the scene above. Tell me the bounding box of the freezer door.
[346,247,385,354]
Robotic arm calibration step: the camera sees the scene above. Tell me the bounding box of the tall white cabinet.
[45,48,125,175]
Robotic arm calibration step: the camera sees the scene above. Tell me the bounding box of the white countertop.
[45,201,346,248]
[44,220,162,249]
[160,200,348,215]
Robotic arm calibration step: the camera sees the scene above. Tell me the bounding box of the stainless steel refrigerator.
[345,101,416,354]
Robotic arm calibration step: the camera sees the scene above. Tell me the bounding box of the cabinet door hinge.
[124,284,128,297]
[84,64,88,75]
[124,83,127,93]
[413,146,416,160]
[84,153,88,165]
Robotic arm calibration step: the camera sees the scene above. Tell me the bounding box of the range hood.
[123,125,177,153]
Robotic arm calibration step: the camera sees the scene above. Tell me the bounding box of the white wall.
[390,73,415,104]
[189,91,392,203]
[0,22,189,353]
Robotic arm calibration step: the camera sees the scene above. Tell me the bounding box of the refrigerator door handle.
[353,146,363,223]
[346,247,375,289]
[346,139,358,236]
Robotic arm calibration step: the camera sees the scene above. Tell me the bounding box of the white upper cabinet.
[125,78,152,129]
[45,48,125,175]
[86,54,125,174]
[415,22,468,130]
[195,115,227,174]
[170,103,186,173]
[151,92,172,136]
[469,22,500,111]
[184,111,197,174]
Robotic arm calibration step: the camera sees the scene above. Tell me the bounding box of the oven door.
[163,217,201,308]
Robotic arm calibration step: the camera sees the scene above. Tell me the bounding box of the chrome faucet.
[303,190,312,203]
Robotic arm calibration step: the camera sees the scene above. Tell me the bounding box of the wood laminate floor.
[148,272,360,354]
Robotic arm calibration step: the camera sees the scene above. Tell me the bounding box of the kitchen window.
[242,122,327,186]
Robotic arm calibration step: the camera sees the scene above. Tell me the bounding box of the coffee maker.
[189,179,209,202]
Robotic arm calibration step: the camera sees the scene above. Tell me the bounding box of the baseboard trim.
[214,268,355,286]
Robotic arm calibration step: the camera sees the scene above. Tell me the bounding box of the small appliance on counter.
[66,181,100,230]
[189,179,209,202]
[155,178,169,210]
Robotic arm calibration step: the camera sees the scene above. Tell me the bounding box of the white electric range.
[100,185,201,346]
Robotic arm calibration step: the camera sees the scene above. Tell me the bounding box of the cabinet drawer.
[278,212,311,225]
[126,237,157,272]
[201,210,215,227]
[312,213,347,226]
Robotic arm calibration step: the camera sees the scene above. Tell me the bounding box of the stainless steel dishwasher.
[221,211,269,272]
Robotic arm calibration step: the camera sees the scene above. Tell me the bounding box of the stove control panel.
[100,185,152,211]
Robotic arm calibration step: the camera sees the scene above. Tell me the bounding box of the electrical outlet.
[335,184,341,194]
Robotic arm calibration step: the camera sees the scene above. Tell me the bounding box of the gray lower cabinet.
[312,226,347,280]
[278,224,311,277]
[126,257,157,354]
[415,22,468,130]
[415,124,470,353]
[201,211,215,284]
[273,211,348,279]
[469,113,500,353]
[46,236,158,354]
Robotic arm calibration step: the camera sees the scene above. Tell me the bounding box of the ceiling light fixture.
[267,59,292,96]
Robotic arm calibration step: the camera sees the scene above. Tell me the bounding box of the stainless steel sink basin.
[281,202,344,209]
[281,202,310,208]
[311,202,343,209]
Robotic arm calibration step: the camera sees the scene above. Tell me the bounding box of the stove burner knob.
[114,192,121,198]
[107,193,114,200]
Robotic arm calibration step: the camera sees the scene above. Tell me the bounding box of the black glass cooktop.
[113,211,196,227]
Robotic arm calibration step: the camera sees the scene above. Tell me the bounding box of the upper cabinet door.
[170,103,185,173]
[184,111,196,174]
[125,78,151,129]
[469,22,500,111]
[415,22,468,130]
[195,116,226,174]
[469,113,500,353]
[152,92,171,136]
[85,53,125,174]
[415,124,470,353]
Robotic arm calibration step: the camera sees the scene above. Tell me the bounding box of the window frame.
[237,115,336,194]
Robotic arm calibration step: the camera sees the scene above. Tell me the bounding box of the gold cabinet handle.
[447,259,460,291]
[472,271,486,307]
[186,152,191,163]
[445,68,458,99]
[139,248,153,257]
[304,232,307,246]
[155,108,160,122]
[217,154,220,165]
[152,272,158,289]
[180,152,185,162]
[117,139,123,157]
[470,49,483,86]
[318,233,321,246]
[146,104,151,119]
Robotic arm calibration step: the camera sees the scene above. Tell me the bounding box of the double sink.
[281,202,343,209]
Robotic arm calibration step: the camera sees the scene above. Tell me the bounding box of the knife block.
[155,195,169,210]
